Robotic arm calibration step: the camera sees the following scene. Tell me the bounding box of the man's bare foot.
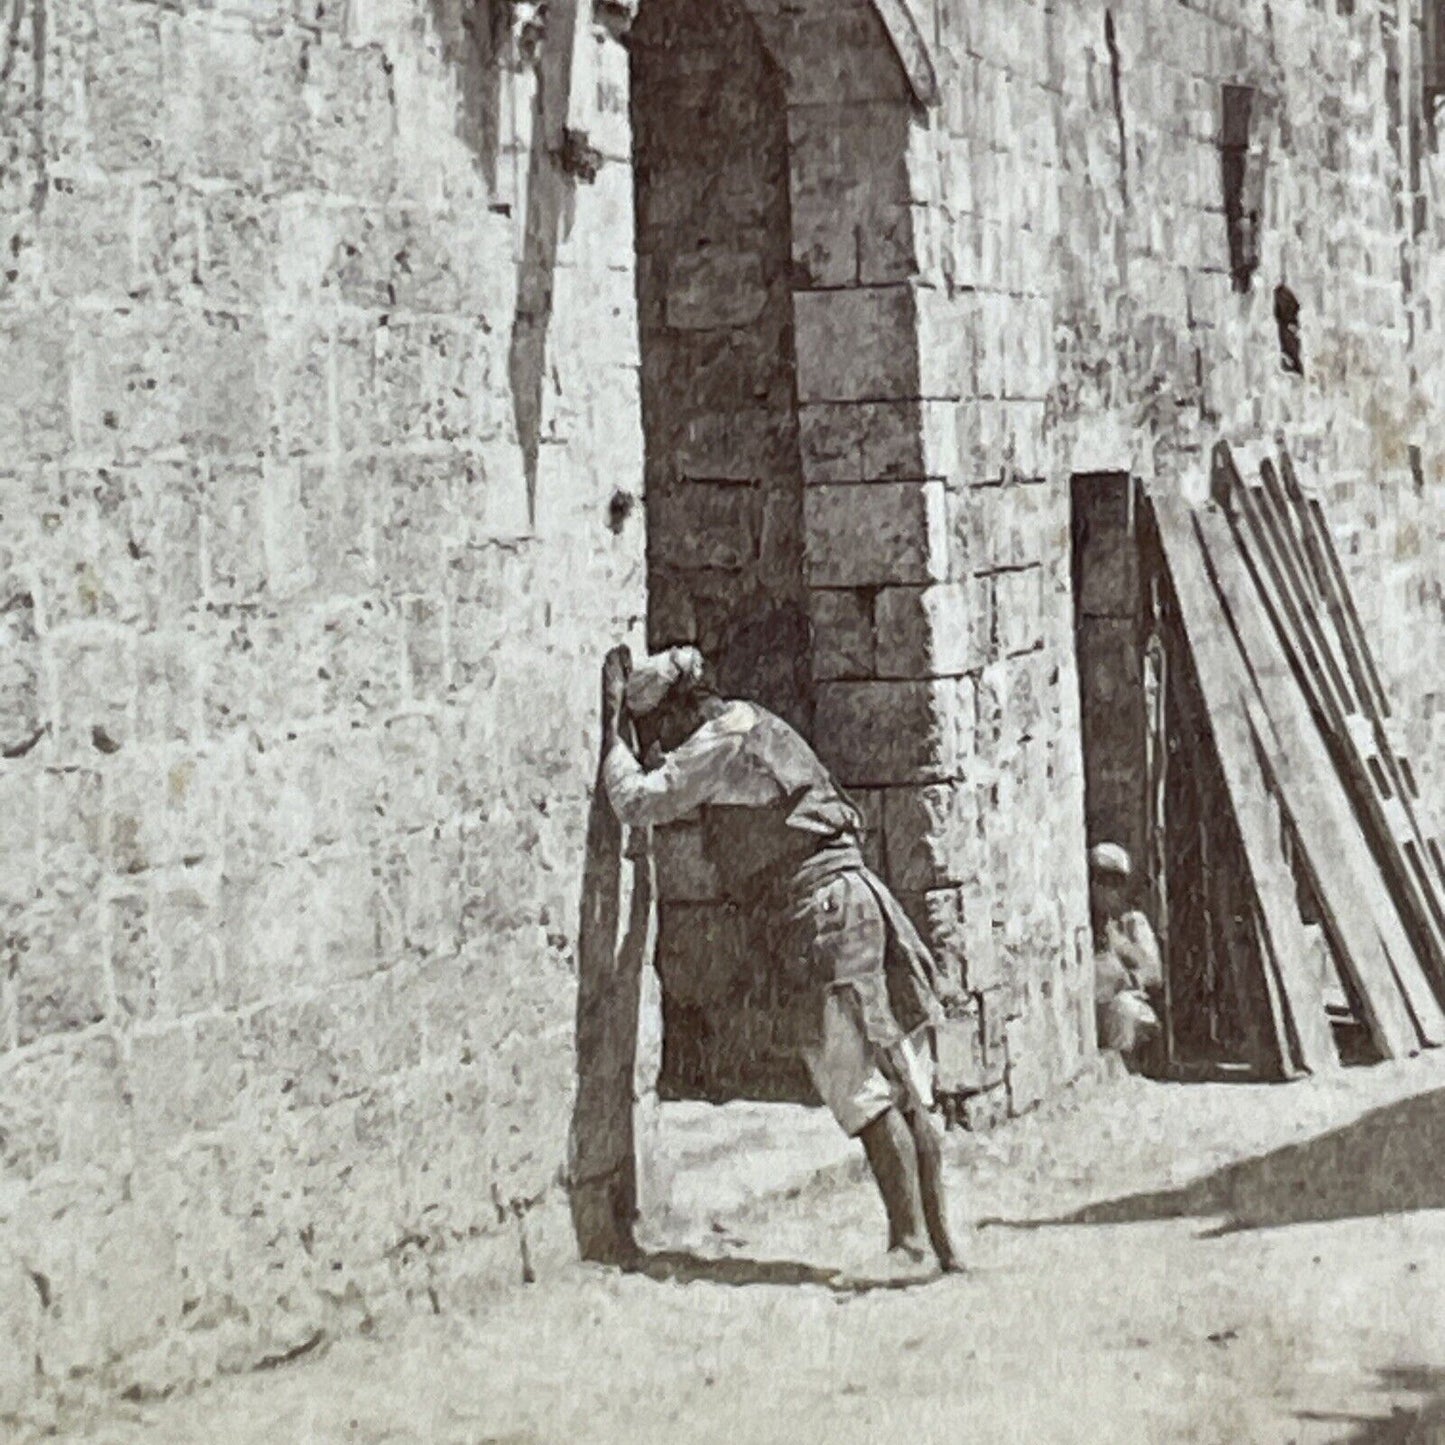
[833,1243,939,1290]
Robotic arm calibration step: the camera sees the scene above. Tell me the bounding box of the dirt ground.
[55,1053,1445,1445]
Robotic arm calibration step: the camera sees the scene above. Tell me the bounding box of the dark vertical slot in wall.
[1070,473,1148,871]
[1274,283,1303,375]
[1221,84,1260,294]
[1104,12,1129,208]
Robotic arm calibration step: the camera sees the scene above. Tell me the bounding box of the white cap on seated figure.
[1088,842,1133,880]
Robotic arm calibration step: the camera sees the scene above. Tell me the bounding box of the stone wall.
[634,0,1445,1124]
[898,0,1445,1109]
[0,0,643,1424]
[1,0,1443,1424]
[629,0,1089,1124]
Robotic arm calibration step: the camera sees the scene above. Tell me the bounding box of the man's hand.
[601,645,632,745]
[937,980,968,1019]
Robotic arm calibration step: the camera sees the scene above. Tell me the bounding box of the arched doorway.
[628,0,941,1103]
[631,0,813,1100]
[571,0,950,1268]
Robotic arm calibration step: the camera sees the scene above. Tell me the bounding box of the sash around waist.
[759,837,868,915]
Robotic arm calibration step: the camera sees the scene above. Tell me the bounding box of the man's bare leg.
[856,1107,931,1264]
[871,1037,963,1273]
[899,1097,962,1272]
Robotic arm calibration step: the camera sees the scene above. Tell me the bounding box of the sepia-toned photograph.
[1,0,1443,1439]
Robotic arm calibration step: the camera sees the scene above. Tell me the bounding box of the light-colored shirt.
[602,701,774,829]
[1095,911,1163,998]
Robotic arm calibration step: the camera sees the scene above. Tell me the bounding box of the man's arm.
[600,646,631,759]
[1110,912,1163,992]
[602,721,747,829]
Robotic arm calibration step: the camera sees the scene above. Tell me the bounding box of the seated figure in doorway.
[599,643,962,1284]
[1090,843,1164,1071]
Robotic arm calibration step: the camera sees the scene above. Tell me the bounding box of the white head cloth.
[625,646,705,716]
[1088,842,1133,880]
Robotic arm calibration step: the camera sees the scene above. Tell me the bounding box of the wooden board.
[1255,456,1352,689]
[1221,446,1355,721]
[1191,503,1439,1054]
[1275,452,1390,720]
[1276,450,1445,903]
[571,717,658,1265]
[1219,445,1445,998]
[1148,490,1337,1074]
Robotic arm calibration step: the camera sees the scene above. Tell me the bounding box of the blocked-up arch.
[568,0,971,1265]
[630,0,945,1097]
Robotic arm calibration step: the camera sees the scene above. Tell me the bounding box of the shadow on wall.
[432,0,509,191]
[424,0,593,526]
[992,1087,1445,1236]
[1298,1366,1445,1443]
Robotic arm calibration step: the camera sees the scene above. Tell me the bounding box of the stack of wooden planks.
[1146,441,1445,1072]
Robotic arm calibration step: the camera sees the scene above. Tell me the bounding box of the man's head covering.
[625,645,706,717]
[1088,842,1133,881]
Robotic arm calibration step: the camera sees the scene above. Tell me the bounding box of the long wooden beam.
[1276,448,1445,903]
[1219,444,1445,999]
[1192,502,1439,1053]
[1149,489,1337,1074]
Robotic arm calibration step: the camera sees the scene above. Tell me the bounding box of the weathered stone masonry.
[631,0,1097,1119]
[1,0,1443,1424]
[0,0,645,1419]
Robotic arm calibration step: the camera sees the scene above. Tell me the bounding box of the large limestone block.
[874,580,990,678]
[813,677,970,785]
[803,480,947,587]
[792,286,919,402]
[809,588,876,680]
[798,399,959,484]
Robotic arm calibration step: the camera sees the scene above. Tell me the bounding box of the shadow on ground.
[625,1250,839,1288]
[983,1087,1445,1236]
[623,1250,952,1296]
[1299,1365,1445,1443]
